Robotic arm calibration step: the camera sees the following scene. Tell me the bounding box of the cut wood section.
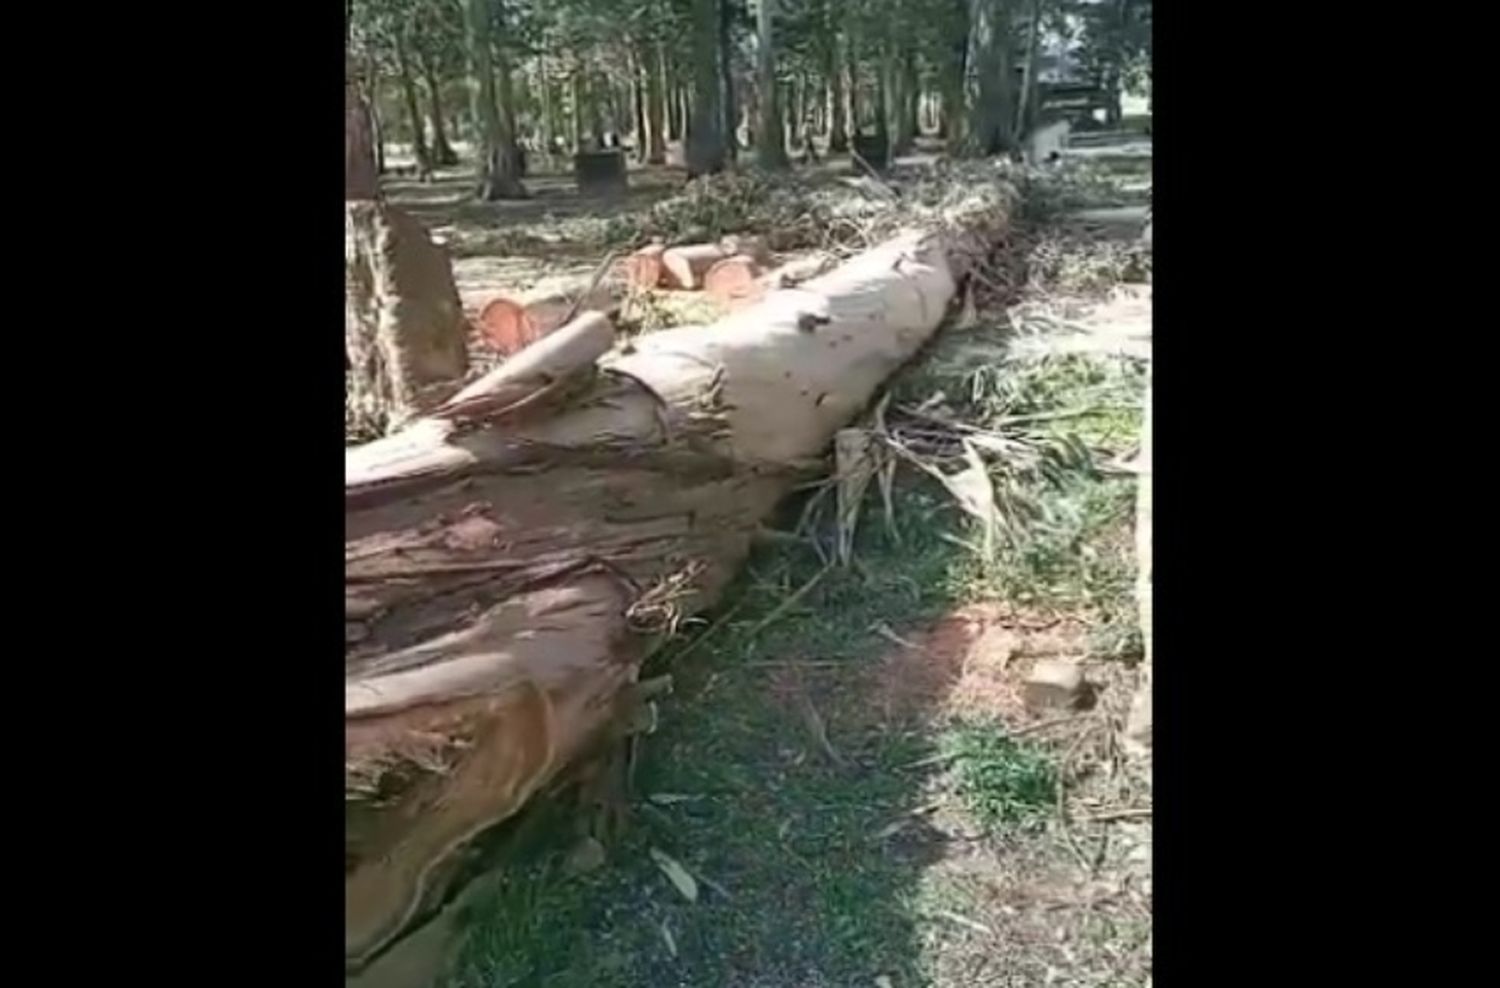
[716,252,839,312]
[718,233,771,265]
[623,242,666,289]
[703,254,762,305]
[473,275,623,356]
[660,243,728,290]
[344,189,1010,975]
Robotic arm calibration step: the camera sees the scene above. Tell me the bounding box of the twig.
[872,622,921,651]
[1055,720,1098,876]
[669,595,751,663]
[1012,713,1091,738]
[994,406,1106,427]
[743,659,846,668]
[743,563,834,639]
[1080,807,1153,823]
[849,149,898,198]
[932,909,994,937]
[795,687,846,769]
[559,248,620,327]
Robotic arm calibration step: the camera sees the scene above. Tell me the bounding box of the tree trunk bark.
[939,4,968,145]
[466,0,527,199]
[647,43,667,163]
[395,34,430,172]
[966,0,1016,156]
[347,67,380,199]
[664,51,681,142]
[365,53,386,175]
[419,55,460,167]
[828,34,849,152]
[571,71,584,150]
[496,31,525,177]
[345,201,469,439]
[343,200,1008,969]
[1014,0,1044,140]
[903,48,919,142]
[720,0,739,159]
[633,49,649,162]
[756,0,788,168]
[686,0,726,176]
[539,57,557,161]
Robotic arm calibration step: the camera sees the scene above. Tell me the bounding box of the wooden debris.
[474,275,622,356]
[1022,659,1085,711]
[661,243,729,290]
[624,242,667,289]
[703,254,763,305]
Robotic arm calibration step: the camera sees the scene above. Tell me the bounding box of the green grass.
[448,499,972,987]
[941,723,1058,833]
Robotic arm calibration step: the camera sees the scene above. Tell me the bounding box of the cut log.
[716,252,839,312]
[344,187,1012,974]
[474,275,623,356]
[622,242,667,289]
[702,254,762,305]
[660,243,729,290]
[718,233,771,266]
[346,201,469,438]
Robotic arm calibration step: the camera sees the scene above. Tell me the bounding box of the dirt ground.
[360,146,1152,988]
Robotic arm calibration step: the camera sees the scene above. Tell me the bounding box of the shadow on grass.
[446,490,987,988]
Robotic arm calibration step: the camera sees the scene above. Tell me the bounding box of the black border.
[49,2,1447,982]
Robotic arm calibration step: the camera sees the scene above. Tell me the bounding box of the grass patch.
[941,722,1058,833]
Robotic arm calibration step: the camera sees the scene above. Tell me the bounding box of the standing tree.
[646,41,668,161]
[686,0,727,175]
[1073,0,1151,126]
[965,0,1016,155]
[720,0,741,158]
[755,0,788,168]
[1013,0,1044,138]
[827,26,849,151]
[394,28,431,171]
[466,0,528,198]
[347,58,380,198]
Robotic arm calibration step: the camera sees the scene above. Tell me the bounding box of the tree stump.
[852,132,891,170]
[345,202,469,439]
[573,150,628,195]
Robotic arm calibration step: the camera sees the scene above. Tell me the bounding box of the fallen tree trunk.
[344,195,1008,971]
